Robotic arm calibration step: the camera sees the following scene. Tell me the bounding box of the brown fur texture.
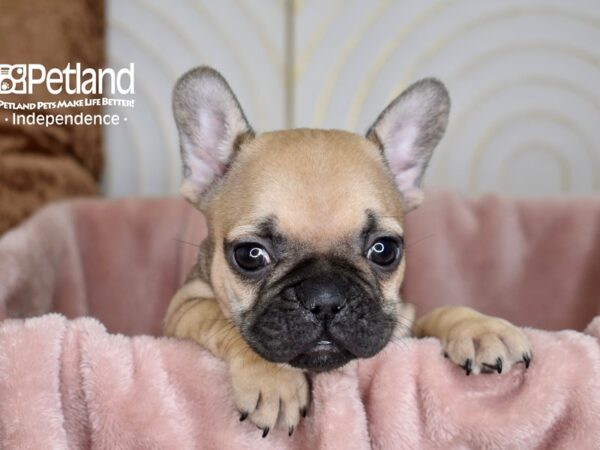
[0,0,104,234]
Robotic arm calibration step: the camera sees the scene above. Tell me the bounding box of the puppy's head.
[173,67,449,371]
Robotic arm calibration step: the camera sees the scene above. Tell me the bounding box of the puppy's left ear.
[367,78,450,211]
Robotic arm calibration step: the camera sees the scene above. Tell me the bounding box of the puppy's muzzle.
[295,275,347,321]
[241,261,396,372]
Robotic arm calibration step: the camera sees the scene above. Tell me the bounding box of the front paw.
[229,355,310,437]
[443,315,532,376]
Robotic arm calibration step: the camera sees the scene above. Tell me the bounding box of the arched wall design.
[104,0,286,196]
[104,0,600,197]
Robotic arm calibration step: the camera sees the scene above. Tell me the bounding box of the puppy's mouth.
[287,339,356,372]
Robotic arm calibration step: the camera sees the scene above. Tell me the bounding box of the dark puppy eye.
[233,243,271,271]
[366,237,401,267]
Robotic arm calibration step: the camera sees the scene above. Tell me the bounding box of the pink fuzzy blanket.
[1,190,600,449]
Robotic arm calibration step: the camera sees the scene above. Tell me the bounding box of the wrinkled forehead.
[220,130,404,249]
[239,186,401,248]
[227,210,403,255]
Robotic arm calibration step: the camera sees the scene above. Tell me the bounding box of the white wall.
[104,0,600,197]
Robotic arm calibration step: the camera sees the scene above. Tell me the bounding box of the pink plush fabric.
[1,314,600,449]
[0,190,600,448]
[402,191,600,331]
[1,190,599,333]
[0,197,200,334]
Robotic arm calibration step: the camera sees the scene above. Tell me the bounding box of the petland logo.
[0,63,134,95]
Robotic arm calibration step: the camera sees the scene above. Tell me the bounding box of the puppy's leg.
[414,306,532,375]
[163,280,310,436]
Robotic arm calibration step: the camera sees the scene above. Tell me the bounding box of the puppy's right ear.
[172,66,253,205]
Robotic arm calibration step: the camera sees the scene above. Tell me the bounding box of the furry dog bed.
[1,190,600,448]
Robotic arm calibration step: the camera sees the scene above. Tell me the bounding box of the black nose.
[295,275,347,320]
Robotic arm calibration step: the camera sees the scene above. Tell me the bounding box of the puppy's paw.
[443,315,532,376]
[229,355,310,437]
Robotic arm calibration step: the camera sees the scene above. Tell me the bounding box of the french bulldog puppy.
[163,67,532,437]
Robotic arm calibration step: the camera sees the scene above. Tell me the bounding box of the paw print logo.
[0,65,26,94]
[0,79,13,93]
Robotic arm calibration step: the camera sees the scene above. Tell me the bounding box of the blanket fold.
[1,314,600,449]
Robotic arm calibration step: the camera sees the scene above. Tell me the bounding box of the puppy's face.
[209,131,406,371]
[173,68,449,371]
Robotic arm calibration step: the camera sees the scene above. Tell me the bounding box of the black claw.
[288,426,294,437]
[262,427,270,438]
[443,352,449,359]
[301,407,308,418]
[496,357,503,374]
[239,412,248,422]
[523,353,531,369]
[462,358,472,376]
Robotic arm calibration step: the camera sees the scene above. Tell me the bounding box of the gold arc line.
[437,50,600,182]
[110,16,180,79]
[236,0,284,74]
[115,0,212,192]
[448,42,600,83]
[342,0,457,130]
[109,21,180,193]
[294,0,346,79]
[438,77,600,189]
[311,0,395,127]
[498,141,571,193]
[347,4,600,130]
[187,0,268,127]
[113,53,176,193]
[129,0,208,66]
[103,47,143,193]
[100,66,142,195]
[109,52,177,194]
[385,6,600,108]
[469,110,596,192]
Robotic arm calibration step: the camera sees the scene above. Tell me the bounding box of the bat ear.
[172,66,253,205]
[367,78,450,211]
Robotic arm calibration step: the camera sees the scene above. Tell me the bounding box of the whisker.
[172,237,201,248]
[405,233,436,250]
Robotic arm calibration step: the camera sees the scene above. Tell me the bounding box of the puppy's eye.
[366,237,401,267]
[233,243,271,271]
